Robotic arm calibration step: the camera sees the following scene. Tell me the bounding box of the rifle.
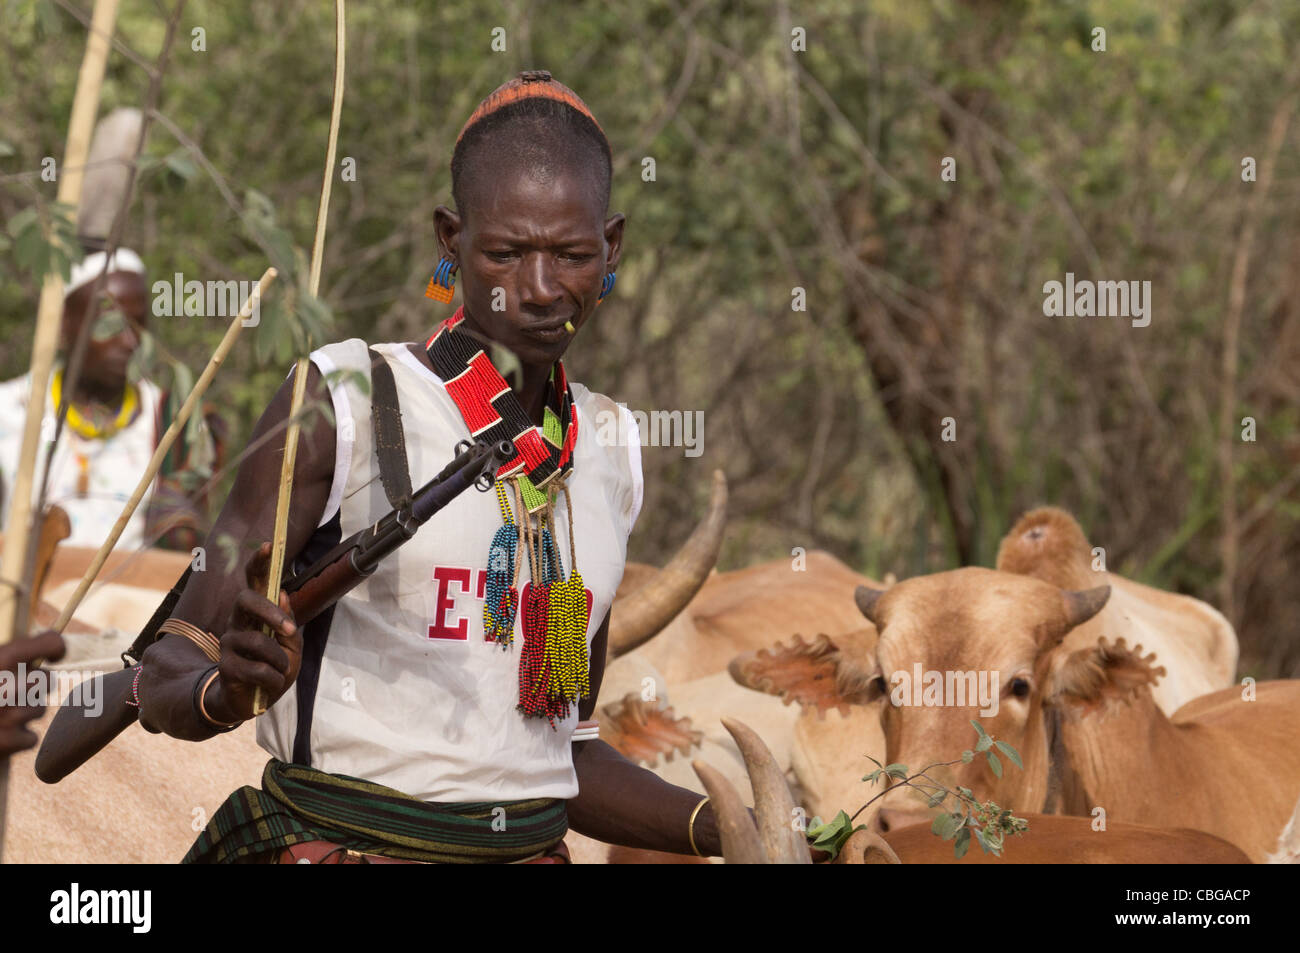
[34,437,514,783]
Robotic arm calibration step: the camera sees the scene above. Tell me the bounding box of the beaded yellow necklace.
[50,368,138,440]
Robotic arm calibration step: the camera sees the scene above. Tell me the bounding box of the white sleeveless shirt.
[257,339,642,803]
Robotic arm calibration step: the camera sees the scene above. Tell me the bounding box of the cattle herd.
[5,473,1299,864]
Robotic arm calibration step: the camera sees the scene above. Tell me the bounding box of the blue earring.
[596,271,616,305]
[425,256,458,303]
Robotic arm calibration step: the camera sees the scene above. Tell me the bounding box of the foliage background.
[1,0,1296,677]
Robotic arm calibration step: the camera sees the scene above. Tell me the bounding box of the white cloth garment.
[0,372,160,550]
[257,339,642,803]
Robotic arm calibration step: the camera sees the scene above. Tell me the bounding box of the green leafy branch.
[3,200,83,283]
[806,720,1029,860]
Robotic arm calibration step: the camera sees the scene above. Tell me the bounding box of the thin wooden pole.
[0,0,120,647]
[253,0,345,715]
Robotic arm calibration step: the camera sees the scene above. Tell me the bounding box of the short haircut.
[451,95,612,226]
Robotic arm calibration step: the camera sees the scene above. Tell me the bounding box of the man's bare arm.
[0,630,66,758]
[137,362,336,739]
[567,610,724,856]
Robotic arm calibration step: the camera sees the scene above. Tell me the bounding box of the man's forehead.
[66,271,148,319]
[465,167,605,231]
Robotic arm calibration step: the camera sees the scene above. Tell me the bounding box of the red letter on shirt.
[428,566,472,640]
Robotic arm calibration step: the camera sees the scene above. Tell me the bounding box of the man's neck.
[68,374,126,413]
[455,311,555,427]
[517,363,552,427]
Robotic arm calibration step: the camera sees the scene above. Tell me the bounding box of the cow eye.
[1010,677,1031,698]
[871,675,888,697]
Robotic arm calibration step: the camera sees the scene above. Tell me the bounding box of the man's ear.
[433,204,462,262]
[1047,637,1166,715]
[603,212,625,271]
[729,632,880,717]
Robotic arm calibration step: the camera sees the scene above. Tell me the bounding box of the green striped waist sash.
[182,759,568,864]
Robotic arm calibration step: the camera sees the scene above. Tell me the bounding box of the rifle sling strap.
[368,346,413,511]
[123,565,192,667]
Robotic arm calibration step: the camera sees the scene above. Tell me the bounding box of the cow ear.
[729,633,878,716]
[599,694,703,767]
[1048,637,1167,714]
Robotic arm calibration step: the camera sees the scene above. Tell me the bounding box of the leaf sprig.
[807,720,1029,860]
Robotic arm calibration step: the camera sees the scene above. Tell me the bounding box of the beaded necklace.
[425,308,589,725]
[50,368,138,440]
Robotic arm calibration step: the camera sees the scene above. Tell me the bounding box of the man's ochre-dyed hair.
[451,70,612,222]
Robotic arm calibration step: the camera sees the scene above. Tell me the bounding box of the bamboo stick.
[0,0,121,648]
[252,0,345,715]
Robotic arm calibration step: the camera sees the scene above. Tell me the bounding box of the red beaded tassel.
[516,485,559,724]
[518,581,554,722]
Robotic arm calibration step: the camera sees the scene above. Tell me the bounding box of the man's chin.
[510,333,571,367]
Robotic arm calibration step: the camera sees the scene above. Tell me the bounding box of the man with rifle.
[119,73,733,863]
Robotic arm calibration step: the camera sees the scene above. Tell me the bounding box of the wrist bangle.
[159,617,222,663]
[193,664,240,732]
[688,797,710,857]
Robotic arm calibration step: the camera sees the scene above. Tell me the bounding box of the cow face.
[853,567,1110,828]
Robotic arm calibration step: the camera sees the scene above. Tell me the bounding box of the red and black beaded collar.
[424,306,577,510]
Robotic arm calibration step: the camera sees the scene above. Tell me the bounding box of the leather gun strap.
[368,347,413,510]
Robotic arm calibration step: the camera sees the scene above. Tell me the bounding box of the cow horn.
[691,759,765,864]
[721,717,811,864]
[607,469,728,658]
[1063,584,1111,629]
[835,828,902,865]
[855,585,885,624]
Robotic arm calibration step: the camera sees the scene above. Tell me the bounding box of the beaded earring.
[425,256,458,303]
[595,271,616,306]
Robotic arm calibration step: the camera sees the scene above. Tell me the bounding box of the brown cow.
[726,508,1239,840]
[1043,636,1300,862]
[829,568,1300,863]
